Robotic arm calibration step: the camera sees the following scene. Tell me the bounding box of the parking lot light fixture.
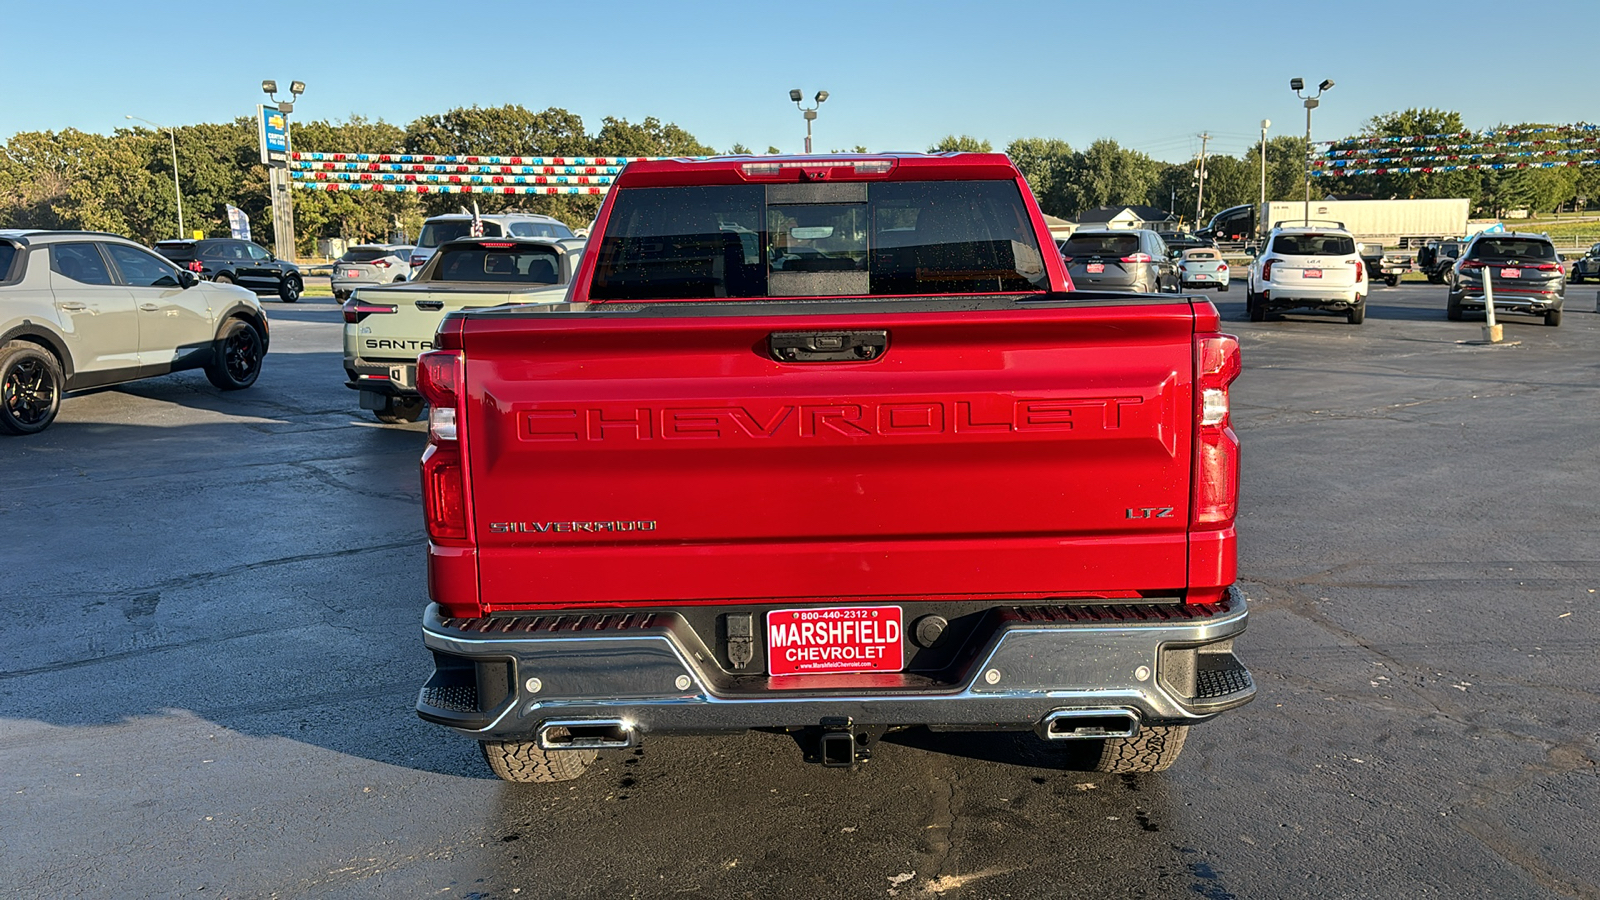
[126,115,184,240]
[261,80,277,95]
[791,88,827,154]
[1291,78,1334,224]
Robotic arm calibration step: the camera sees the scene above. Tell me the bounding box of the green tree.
[1067,139,1160,215]
[1005,137,1074,216]
[929,135,992,153]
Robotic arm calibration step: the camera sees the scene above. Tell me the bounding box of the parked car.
[1446,232,1565,326]
[0,230,269,435]
[1179,247,1230,291]
[1246,224,1368,324]
[1417,240,1463,284]
[1567,242,1600,283]
[152,237,303,302]
[1355,241,1413,287]
[331,244,413,301]
[407,213,575,276]
[1058,228,1177,293]
[343,235,582,423]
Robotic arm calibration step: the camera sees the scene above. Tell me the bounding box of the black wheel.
[1570,273,1584,284]
[279,276,301,303]
[1545,308,1562,327]
[374,395,425,424]
[480,737,596,783]
[1385,275,1399,287]
[205,319,265,390]
[1247,291,1266,322]
[1446,293,1464,321]
[213,273,236,286]
[1090,725,1190,773]
[334,290,350,302]
[1348,302,1366,325]
[1218,282,1229,293]
[0,340,64,436]
[1427,272,1444,285]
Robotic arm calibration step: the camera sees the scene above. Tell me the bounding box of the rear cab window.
[1271,233,1356,256]
[434,244,561,283]
[419,220,504,248]
[589,180,1048,300]
[154,241,198,261]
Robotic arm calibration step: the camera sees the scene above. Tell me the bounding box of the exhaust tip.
[1038,709,1140,741]
[537,719,636,751]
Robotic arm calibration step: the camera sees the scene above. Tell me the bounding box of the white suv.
[407,213,576,277]
[1246,224,1368,324]
[0,230,269,435]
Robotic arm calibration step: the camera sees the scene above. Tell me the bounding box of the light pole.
[126,115,184,239]
[1259,118,1271,213]
[262,79,305,261]
[789,88,828,154]
[1290,78,1334,224]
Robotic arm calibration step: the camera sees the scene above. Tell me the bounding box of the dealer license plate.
[1086,263,1105,273]
[1193,273,1209,280]
[344,269,363,277]
[1303,268,1323,279]
[767,606,903,676]
[1501,268,1521,278]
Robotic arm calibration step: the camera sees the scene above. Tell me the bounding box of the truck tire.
[1385,274,1399,287]
[1446,293,1464,321]
[1545,308,1562,327]
[0,340,64,436]
[1090,725,1189,774]
[205,319,265,390]
[480,738,597,783]
[374,395,425,424]
[1247,291,1266,322]
[1348,302,1366,325]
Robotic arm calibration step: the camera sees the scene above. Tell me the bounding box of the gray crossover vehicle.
[331,244,413,301]
[1059,229,1177,293]
[0,230,269,435]
[1447,232,1565,326]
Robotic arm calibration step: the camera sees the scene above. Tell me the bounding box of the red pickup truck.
[413,154,1254,782]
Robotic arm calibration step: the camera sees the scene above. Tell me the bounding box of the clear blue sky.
[8,0,1596,163]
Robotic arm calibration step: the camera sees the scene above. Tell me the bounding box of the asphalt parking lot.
[2,284,1597,899]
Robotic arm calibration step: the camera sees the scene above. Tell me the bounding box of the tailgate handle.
[415,300,444,311]
[769,330,887,363]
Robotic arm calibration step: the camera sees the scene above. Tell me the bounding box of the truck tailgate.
[460,300,1198,609]
[355,285,569,360]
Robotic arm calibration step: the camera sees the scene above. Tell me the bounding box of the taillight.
[1217,263,1228,272]
[187,260,203,272]
[1194,334,1241,529]
[1352,259,1364,282]
[1261,259,1275,281]
[372,259,391,268]
[1460,259,1485,270]
[409,256,426,268]
[1530,263,1561,271]
[418,350,469,542]
[1120,252,1153,263]
[342,298,398,324]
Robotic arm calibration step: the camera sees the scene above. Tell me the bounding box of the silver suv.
[1058,228,1178,293]
[0,230,270,435]
[407,213,576,277]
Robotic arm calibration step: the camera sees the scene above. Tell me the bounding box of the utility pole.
[1259,119,1271,212]
[1195,133,1211,229]
[1291,78,1334,225]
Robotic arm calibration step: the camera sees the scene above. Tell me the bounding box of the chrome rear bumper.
[417,589,1255,742]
